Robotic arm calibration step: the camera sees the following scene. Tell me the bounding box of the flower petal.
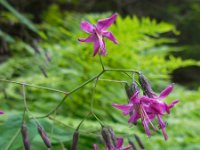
[0,111,4,115]
[93,144,98,150]
[149,100,169,114]
[112,104,133,115]
[168,100,179,110]
[116,138,123,148]
[93,40,100,56]
[143,120,151,137]
[159,83,175,99]
[122,145,132,150]
[78,33,96,43]
[157,115,168,140]
[128,113,140,124]
[130,91,140,104]
[97,13,118,30]
[102,31,118,44]
[80,21,94,33]
[99,39,107,56]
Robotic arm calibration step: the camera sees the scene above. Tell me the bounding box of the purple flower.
[0,111,4,115]
[78,13,119,56]
[94,138,132,150]
[112,84,179,140]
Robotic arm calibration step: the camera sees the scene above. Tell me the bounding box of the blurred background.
[0,0,199,149]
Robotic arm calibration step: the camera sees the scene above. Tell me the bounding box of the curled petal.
[112,104,133,115]
[93,144,98,150]
[78,34,96,43]
[116,138,123,148]
[99,39,107,56]
[97,13,118,30]
[159,83,175,99]
[102,31,118,44]
[128,113,140,124]
[93,40,100,56]
[80,21,94,33]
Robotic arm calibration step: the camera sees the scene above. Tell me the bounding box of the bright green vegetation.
[0,4,200,150]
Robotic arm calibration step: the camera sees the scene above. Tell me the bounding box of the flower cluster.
[112,74,179,140]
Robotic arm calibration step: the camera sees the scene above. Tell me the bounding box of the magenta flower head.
[78,13,119,56]
[112,84,179,140]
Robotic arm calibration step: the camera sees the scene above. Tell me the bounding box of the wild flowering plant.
[0,13,179,150]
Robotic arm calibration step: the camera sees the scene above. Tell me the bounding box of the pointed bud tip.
[37,125,51,148]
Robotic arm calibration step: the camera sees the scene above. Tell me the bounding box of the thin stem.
[0,78,68,94]
[99,55,105,70]
[35,70,105,119]
[99,78,128,84]
[105,68,140,74]
[90,78,104,127]
[22,84,40,125]
[22,84,28,112]
[76,112,91,130]
[4,128,21,150]
[48,116,98,136]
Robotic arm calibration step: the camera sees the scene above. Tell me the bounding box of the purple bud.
[71,130,79,150]
[108,127,117,148]
[134,134,145,149]
[125,82,139,99]
[37,125,51,148]
[101,127,112,149]
[139,74,156,98]
[21,123,30,150]
[128,139,138,150]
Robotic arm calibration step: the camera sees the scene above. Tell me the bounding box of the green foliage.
[0,0,38,33]
[0,7,199,150]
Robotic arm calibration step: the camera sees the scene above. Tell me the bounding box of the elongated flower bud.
[139,74,156,98]
[21,123,30,150]
[108,127,117,148]
[134,134,144,149]
[125,82,139,99]
[37,125,51,148]
[101,127,112,149]
[128,139,138,150]
[71,130,79,150]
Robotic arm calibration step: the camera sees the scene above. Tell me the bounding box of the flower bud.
[21,123,30,150]
[128,139,138,150]
[125,82,139,99]
[71,130,79,150]
[138,74,156,98]
[37,125,51,148]
[101,126,112,149]
[108,127,117,148]
[134,134,144,149]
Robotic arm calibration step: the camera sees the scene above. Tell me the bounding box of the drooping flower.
[94,138,132,150]
[112,84,179,140]
[78,13,119,56]
[0,111,4,115]
[95,127,132,150]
